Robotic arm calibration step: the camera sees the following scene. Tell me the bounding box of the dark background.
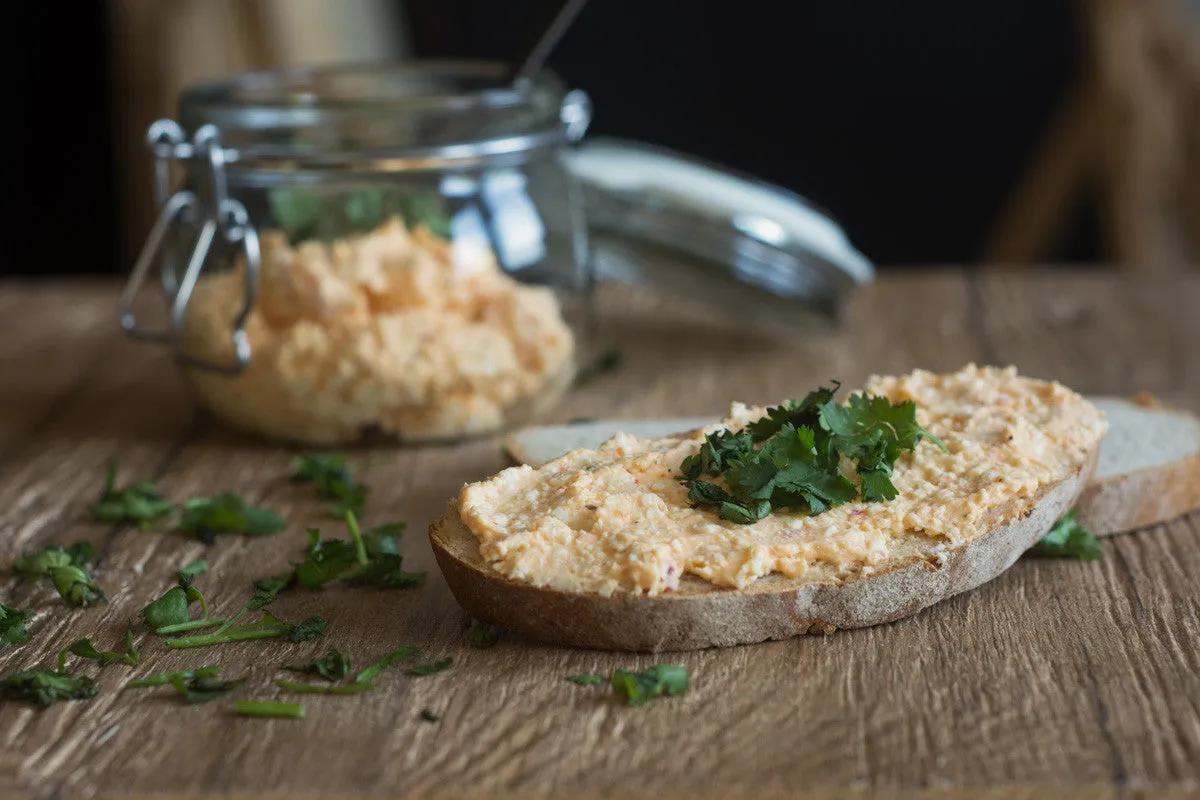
[8,1,1087,276]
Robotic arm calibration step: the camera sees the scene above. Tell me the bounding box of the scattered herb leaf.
[290,454,369,518]
[419,708,440,722]
[48,565,106,607]
[275,645,418,695]
[170,672,246,704]
[66,629,139,667]
[0,661,98,707]
[234,699,306,719]
[165,613,326,650]
[609,665,690,706]
[178,559,209,584]
[1027,511,1102,560]
[0,603,31,647]
[126,666,220,689]
[179,493,284,540]
[91,463,173,529]
[285,648,352,682]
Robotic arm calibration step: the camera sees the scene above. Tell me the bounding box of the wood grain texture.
[1,271,1197,799]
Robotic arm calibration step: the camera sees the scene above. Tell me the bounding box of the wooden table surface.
[1,271,1198,800]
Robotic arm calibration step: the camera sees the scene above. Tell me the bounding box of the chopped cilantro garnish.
[0,603,31,647]
[275,645,418,695]
[609,665,690,705]
[234,699,305,719]
[66,629,139,667]
[125,665,219,689]
[464,620,502,649]
[567,665,691,705]
[292,513,423,590]
[405,658,453,677]
[91,462,173,529]
[681,384,944,523]
[14,542,106,607]
[179,493,284,540]
[1027,511,1102,560]
[284,648,352,682]
[419,708,440,722]
[125,665,242,703]
[0,659,98,707]
[164,612,326,650]
[290,454,369,518]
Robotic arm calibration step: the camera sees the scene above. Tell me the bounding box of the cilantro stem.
[233,700,305,719]
[344,510,368,566]
[155,618,225,635]
[164,627,288,650]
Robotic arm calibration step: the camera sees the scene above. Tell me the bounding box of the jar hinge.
[118,120,259,374]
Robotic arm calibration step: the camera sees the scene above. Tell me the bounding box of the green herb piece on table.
[178,559,209,584]
[681,383,944,523]
[126,666,220,689]
[464,620,502,649]
[406,658,453,677]
[275,645,418,695]
[1027,511,1102,560]
[566,673,605,686]
[284,648,352,682]
[11,542,105,607]
[0,659,98,708]
[419,708,440,722]
[292,513,424,590]
[66,629,139,667]
[290,454,369,518]
[0,603,31,647]
[91,462,173,529]
[165,613,326,650]
[234,699,306,719]
[179,493,285,541]
[170,672,246,704]
[609,665,690,706]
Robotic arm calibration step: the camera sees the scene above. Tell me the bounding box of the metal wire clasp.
[118,120,259,373]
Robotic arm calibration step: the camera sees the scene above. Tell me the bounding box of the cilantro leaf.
[464,620,502,649]
[745,383,839,441]
[0,603,31,647]
[234,699,306,718]
[1027,511,1102,560]
[0,662,98,708]
[419,708,440,722]
[49,565,106,607]
[290,454,369,518]
[91,462,173,529]
[293,528,361,589]
[164,613,326,650]
[141,586,191,629]
[405,658,453,677]
[285,648,352,682]
[179,493,284,540]
[13,542,94,577]
[126,665,219,689]
[293,514,423,590]
[66,629,139,667]
[170,672,245,704]
[275,645,419,695]
[609,665,690,706]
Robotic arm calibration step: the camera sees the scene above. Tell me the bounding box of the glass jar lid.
[176,61,589,174]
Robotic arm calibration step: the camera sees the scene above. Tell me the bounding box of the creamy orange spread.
[183,217,574,443]
[459,365,1107,596]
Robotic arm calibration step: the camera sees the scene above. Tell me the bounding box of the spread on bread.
[182,217,575,443]
[458,365,1107,596]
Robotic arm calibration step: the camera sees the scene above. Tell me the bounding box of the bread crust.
[429,450,1098,652]
[1077,452,1200,537]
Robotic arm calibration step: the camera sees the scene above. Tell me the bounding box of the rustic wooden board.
[1,271,1197,799]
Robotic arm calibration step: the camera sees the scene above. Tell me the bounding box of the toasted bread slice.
[430,450,1098,652]
[504,397,1200,537]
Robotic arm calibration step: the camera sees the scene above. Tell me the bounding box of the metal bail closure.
[118,119,260,374]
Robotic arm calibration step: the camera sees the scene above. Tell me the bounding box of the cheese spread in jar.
[183,217,575,443]
[458,365,1107,596]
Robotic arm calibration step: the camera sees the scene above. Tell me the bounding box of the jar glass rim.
[177,60,572,166]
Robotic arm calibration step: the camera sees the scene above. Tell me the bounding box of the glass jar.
[121,61,592,444]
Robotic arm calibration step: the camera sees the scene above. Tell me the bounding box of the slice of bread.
[1075,397,1200,536]
[431,450,1095,651]
[503,397,1200,537]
